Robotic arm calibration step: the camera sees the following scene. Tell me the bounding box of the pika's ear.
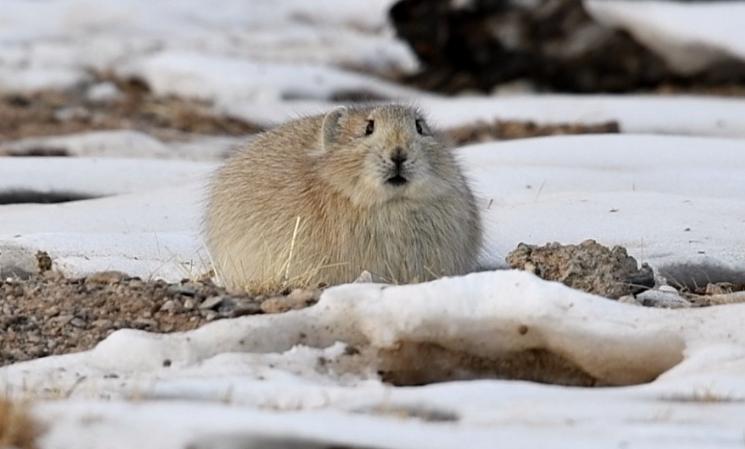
[321,107,346,151]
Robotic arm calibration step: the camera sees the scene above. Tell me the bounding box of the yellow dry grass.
[0,398,41,449]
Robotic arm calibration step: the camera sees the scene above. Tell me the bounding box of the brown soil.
[0,76,261,145]
[446,120,619,145]
[377,341,599,387]
[0,268,319,367]
[506,240,654,299]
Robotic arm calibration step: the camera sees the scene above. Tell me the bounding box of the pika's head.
[315,104,461,207]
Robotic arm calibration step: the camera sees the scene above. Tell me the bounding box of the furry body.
[204,105,482,291]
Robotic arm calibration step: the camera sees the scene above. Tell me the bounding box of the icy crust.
[4,271,745,448]
[586,0,745,74]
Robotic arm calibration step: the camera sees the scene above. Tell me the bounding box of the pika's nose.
[390,147,407,166]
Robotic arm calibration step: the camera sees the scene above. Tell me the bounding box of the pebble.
[132,318,157,329]
[50,314,74,326]
[85,271,125,285]
[167,284,197,297]
[70,317,87,328]
[636,289,691,308]
[200,295,226,310]
[160,299,179,313]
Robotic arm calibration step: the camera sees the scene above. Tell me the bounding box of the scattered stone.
[636,289,691,309]
[0,272,297,366]
[69,317,88,328]
[159,299,179,313]
[167,283,197,297]
[199,295,226,310]
[506,240,654,299]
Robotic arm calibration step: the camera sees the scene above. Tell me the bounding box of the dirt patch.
[0,270,321,367]
[377,342,599,387]
[446,120,619,145]
[0,399,41,449]
[507,240,654,299]
[0,76,261,144]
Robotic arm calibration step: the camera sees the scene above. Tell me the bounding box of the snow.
[3,130,243,160]
[118,51,423,104]
[586,0,745,74]
[2,1,745,447]
[2,134,743,281]
[0,158,214,279]
[5,271,745,448]
[0,0,415,92]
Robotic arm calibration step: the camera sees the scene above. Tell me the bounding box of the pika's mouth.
[386,174,408,186]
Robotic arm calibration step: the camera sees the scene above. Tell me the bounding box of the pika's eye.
[415,119,426,135]
[365,120,375,136]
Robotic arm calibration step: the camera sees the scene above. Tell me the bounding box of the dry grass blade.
[0,399,41,449]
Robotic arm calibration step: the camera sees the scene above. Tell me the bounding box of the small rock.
[91,319,113,329]
[44,306,60,318]
[69,317,87,328]
[167,284,197,297]
[636,289,691,308]
[160,299,180,313]
[50,314,74,326]
[132,318,157,329]
[183,298,196,310]
[128,279,145,289]
[85,271,125,285]
[199,295,225,310]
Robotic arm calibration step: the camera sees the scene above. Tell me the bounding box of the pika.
[204,104,482,292]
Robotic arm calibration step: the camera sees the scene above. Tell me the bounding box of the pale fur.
[204,104,482,292]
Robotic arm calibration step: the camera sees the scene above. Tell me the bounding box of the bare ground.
[0,269,319,367]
